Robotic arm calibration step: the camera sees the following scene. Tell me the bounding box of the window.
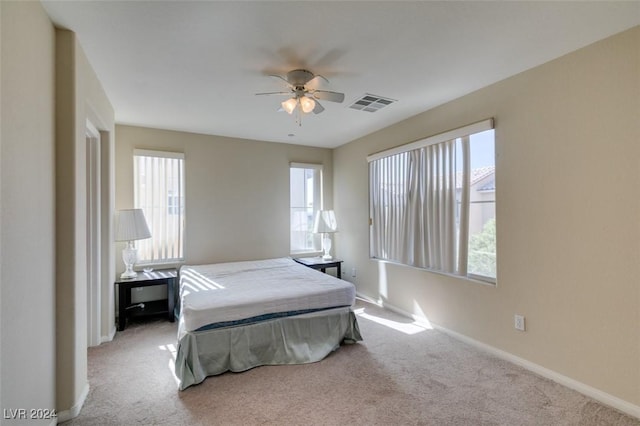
[466,131,496,280]
[290,163,322,253]
[134,149,185,264]
[368,120,496,283]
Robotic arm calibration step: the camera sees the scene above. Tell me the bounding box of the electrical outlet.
[514,314,526,331]
[351,267,357,278]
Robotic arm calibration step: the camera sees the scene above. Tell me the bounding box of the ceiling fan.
[256,69,345,125]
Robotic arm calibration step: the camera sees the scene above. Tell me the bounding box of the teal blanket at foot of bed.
[175,308,362,390]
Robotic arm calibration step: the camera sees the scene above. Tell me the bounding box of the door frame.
[86,121,102,347]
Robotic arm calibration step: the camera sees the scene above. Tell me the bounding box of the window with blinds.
[368,120,496,283]
[290,163,323,254]
[134,149,185,264]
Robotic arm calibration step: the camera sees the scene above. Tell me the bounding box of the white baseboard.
[431,322,640,420]
[358,295,640,420]
[101,325,116,344]
[56,382,89,424]
[355,292,382,306]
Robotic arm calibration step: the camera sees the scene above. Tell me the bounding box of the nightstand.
[293,257,343,278]
[115,269,177,331]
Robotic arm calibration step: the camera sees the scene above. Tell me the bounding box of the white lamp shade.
[116,209,151,242]
[299,96,316,113]
[281,98,298,114]
[313,210,338,234]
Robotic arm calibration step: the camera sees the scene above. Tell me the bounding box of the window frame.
[289,162,323,255]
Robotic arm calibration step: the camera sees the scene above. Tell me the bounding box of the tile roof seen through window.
[456,166,495,189]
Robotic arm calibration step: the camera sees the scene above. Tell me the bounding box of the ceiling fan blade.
[255,91,291,96]
[307,74,330,87]
[313,90,345,103]
[268,74,292,87]
[313,100,325,114]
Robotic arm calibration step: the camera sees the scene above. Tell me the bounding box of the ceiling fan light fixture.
[299,96,315,114]
[281,98,298,114]
[259,69,344,125]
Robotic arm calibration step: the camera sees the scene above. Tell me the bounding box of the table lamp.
[313,210,338,260]
[115,209,151,279]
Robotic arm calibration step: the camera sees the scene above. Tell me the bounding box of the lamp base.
[120,269,137,280]
[322,234,333,260]
[121,241,138,280]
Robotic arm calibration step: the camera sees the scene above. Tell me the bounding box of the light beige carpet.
[63,300,638,425]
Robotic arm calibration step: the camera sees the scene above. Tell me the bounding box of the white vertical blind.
[457,136,471,275]
[134,150,185,264]
[369,119,495,279]
[290,163,322,253]
[369,152,411,263]
[370,140,459,273]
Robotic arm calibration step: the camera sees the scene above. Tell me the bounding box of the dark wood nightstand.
[115,269,177,331]
[293,257,343,278]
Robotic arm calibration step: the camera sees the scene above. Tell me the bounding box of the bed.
[175,257,362,390]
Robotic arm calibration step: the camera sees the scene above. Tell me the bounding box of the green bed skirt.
[175,307,362,390]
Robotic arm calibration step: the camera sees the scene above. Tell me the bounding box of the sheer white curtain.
[134,150,185,264]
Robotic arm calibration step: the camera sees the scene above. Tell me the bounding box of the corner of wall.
[1,0,57,419]
[54,26,116,420]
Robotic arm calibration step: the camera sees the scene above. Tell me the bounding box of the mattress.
[179,257,356,333]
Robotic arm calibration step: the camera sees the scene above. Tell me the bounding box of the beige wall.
[116,125,333,269]
[334,27,640,408]
[0,1,56,423]
[55,29,115,418]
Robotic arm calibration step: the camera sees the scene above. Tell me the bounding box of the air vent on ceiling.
[349,94,396,112]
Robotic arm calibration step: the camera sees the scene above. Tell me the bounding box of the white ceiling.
[41,1,639,149]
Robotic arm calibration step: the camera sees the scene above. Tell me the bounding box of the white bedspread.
[179,258,356,333]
